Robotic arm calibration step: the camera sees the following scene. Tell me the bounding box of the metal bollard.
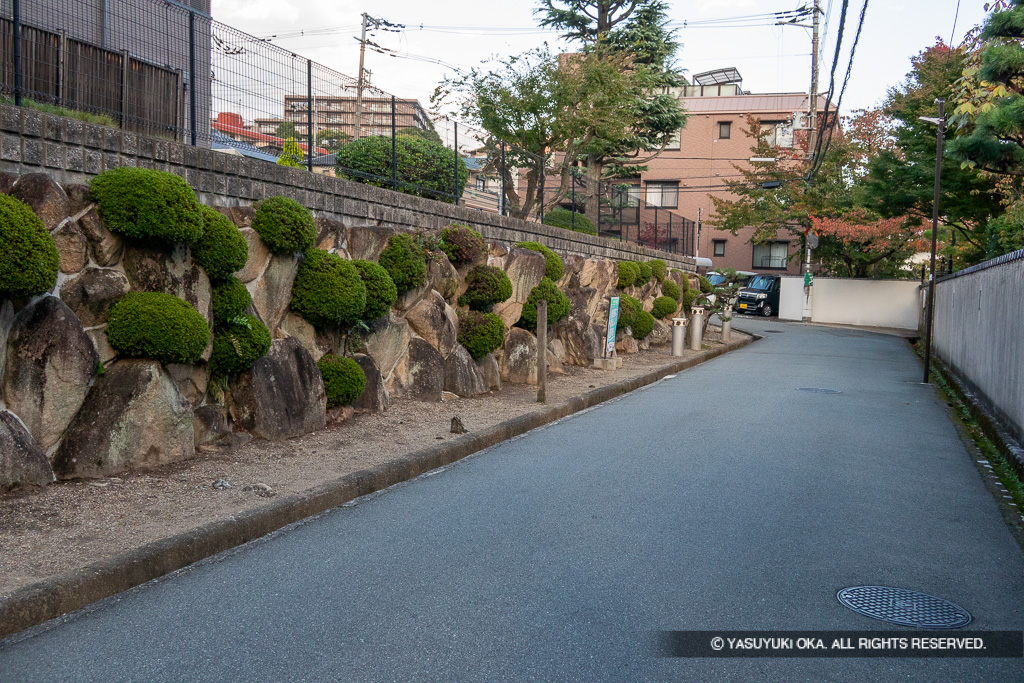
[689,307,704,351]
[721,317,731,343]
[671,317,686,356]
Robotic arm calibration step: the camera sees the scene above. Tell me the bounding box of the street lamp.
[919,99,945,384]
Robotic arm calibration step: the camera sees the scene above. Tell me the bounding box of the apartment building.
[253,96,433,141]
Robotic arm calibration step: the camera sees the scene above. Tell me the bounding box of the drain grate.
[837,586,972,629]
[797,387,842,394]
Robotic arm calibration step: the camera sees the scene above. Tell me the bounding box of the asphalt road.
[2,319,1023,682]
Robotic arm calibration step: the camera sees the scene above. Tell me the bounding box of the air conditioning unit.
[792,112,810,130]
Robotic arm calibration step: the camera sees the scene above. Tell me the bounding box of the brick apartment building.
[253,96,433,142]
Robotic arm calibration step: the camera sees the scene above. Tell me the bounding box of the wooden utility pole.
[808,0,821,158]
[355,12,368,141]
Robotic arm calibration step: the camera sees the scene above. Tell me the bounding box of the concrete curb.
[0,334,755,641]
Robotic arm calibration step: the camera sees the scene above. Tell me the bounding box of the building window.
[666,128,681,150]
[616,185,640,208]
[719,121,731,139]
[645,182,678,209]
[476,177,487,191]
[713,240,726,257]
[752,241,789,269]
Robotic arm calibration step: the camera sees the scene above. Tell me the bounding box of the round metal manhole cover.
[837,586,972,629]
[797,387,842,394]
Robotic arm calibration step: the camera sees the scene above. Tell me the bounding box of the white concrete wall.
[809,278,921,330]
[779,276,805,321]
[932,250,1024,445]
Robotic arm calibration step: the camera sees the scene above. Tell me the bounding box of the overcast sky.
[213,0,989,120]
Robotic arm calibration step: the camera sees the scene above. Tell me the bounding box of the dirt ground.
[0,332,733,597]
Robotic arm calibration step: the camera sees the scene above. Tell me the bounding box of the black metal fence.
[0,0,698,256]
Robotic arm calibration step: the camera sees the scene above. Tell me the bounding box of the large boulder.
[444,344,488,397]
[122,243,214,327]
[492,247,546,328]
[428,255,460,303]
[235,227,272,283]
[0,411,53,490]
[52,221,89,274]
[3,297,97,451]
[249,252,300,333]
[11,173,70,231]
[386,337,444,402]
[227,337,326,439]
[616,332,639,355]
[648,318,672,346]
[554,316,601,366]
[404,290,458,358]
[351,353,389,413]
[565,285,602,323]
[476,353,501,391]
[166,363,210,406]
[363,313,413,381]
[77,210,124,267]
[278,311,326,362]
[580,259,617,296]
[63,182,93,217]
[193,404,251,453]
[52,360,194,479]
[347,226,396,261]
[500,327,537,384]
[60,267,131,327]
[316,217,347,252]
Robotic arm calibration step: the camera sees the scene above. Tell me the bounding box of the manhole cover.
[837,586,972,629]
[797,387,842,394]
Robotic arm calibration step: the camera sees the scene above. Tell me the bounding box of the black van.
[734,275,781,317]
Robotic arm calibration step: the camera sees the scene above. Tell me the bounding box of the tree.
[397,126,443,145]
[316,129,350,152]
[277,138,303,168]
[536,0,643,43]
[334,134,468,203]
[812,210,924,278]
[275,121,298,140]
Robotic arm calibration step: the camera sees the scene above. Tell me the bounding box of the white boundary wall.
[778,276,921,331]
[932,249,1024,445]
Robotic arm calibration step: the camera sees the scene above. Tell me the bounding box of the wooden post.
[536,299,547,403]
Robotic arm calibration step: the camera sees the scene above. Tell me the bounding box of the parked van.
[735,275,781,317]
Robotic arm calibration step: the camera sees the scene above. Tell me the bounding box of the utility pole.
[696,207,701,260]
[809,0,820,159]
[355,12,369,142]
[921,99,946,385]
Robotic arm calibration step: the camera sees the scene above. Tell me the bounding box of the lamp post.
[919,99,945,384]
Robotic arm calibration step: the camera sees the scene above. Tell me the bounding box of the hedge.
[334,134,468,203]
[0,194,59,298]
[251,196,315,255]
[543,207,596,235]
[193,206,248,280]
[517,241,564,281]
[211,276,252,324]
[632,310,655,340]
[290,249,367,328]
[209,315,271,378]
[352,259,398,321]
[318,354,367,407]
[106,292,209,365]
[617,261,639,288]
[90,167,204,245]
[651,295,679,319]
[457,310,506,360]
[519,277,570,331]
[439,224,486,265]
[458,265,512,312]
[379,233,427,295]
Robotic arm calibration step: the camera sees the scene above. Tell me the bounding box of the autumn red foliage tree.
[812,210,925,278]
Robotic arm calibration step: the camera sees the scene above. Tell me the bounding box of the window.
[719,121,731,139]
[752,241,789,269]
[666,128,681,150]
[617,185,641,208]
[713,239,726,257]
[476,177,487,191]
[645,182,678,209]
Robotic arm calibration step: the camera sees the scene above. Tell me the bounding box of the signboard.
[605,297,620,357]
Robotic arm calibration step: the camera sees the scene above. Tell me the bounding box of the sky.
[212,0,990,124]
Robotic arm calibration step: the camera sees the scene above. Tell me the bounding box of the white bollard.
[689,307,704,351]
[671,317,687,356]
[721,317,732,343]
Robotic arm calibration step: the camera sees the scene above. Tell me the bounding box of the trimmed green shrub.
[517,241,564,281]
[439,224,486,265]
[632,310,655,340]
[543,207,596,235]
[648,259,667,282]
[211,276,252,324]
[379,233,427,295]
[617,261,639,288]
[251,196,315,255]
[457,310,506,360]
[318,354,367,407]
[334,135,468,203]
[90,167,204,245]
[106,292,209,365]
[519,277,570,331]
[662,279,682,302]
[209,315,271,378]
[682,288,699,315]
[698,275,713,294]
[290,249,367,328]
[193,206,248,280]
[458,265,512,312]
[651,296,678,319]
[0,194,59,298]
[634,260,653,282]
[616,295,642,331]
[352,259,398,321]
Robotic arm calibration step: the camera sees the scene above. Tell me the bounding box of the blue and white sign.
[605,297,619,357]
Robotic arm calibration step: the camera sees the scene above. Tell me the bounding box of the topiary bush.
[352,259,398,321]
[543,207,596,235]
[698,275,713,294]
[439,224,486,265]
[211,276,252,325]
[651,295,678,319]
[193,206,248,280]
[617,261,639,288]
[615,294,642,331]
[662,279,682,302]
[634,260,653,282]
[209,315,271,378]
[648,259,667,282]
[0,194,59,299]
[458,265,513,312]
[106,292,209,365]
[457,310,506,360]
[379,233,427,295]
[318,354,367,407]
[90,167,204,245]
[517,241,564,281]
[682,288,699,315]
[632,310,655,340]
[290,249,367,329]
[519,277,570,331]
[251,196,315,255]
[334,134,468,203]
